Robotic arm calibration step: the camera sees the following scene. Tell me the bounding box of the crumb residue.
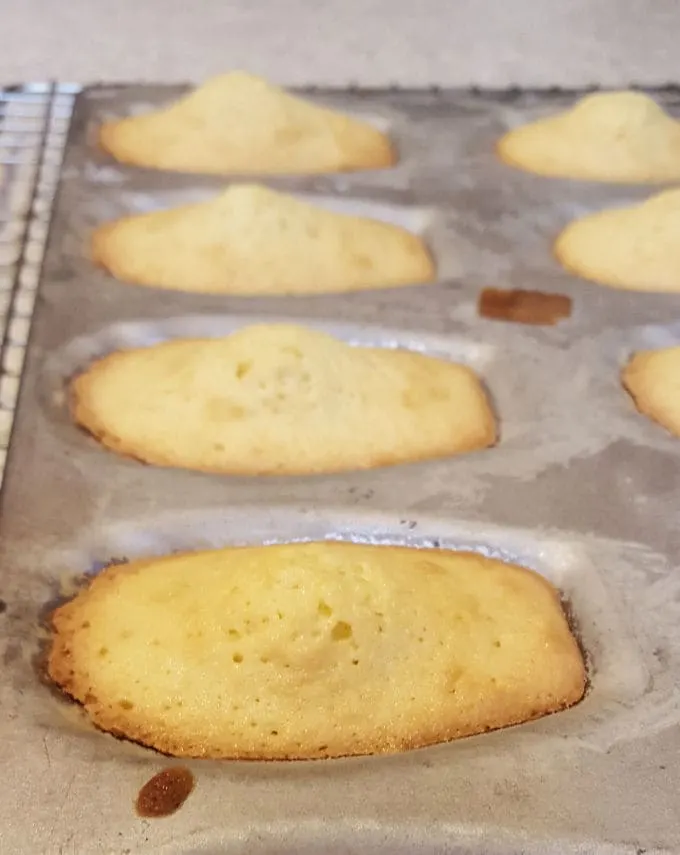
[478,288,572,326]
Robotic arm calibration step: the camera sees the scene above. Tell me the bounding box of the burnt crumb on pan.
[135,767,195,818]
[478,288,572,326]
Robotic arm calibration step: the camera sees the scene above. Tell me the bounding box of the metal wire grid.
[0,83,78,484]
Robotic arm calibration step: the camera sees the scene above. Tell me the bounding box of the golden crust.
[554,189,680,293]
[98,71,396,175]
[622,346,680,438]
[497,91,680,183]
[68,325,496,476]
[48,543,586,760]
[89,184,435,296]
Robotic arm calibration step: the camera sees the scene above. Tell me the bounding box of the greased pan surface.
[0,85,679,854]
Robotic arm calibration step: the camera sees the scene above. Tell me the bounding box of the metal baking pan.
[1,84,680,854]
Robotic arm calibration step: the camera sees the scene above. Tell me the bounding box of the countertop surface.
[1,0,678,88]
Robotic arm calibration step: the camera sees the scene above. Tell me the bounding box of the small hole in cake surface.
[331,620,353,641]
[232,653,244,663]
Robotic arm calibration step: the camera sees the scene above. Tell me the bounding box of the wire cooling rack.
[0,83,78,484]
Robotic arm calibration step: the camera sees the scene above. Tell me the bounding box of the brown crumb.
[478,288,572,326]
[135,767,195,818]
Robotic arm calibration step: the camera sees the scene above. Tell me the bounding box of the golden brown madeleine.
[48,542,586,760]
[92,184,435,295]
[622,346,680,437]
[70,324,496,475]
[497,91,680,183]
[555,189,680,292]
[99,71,395,174]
